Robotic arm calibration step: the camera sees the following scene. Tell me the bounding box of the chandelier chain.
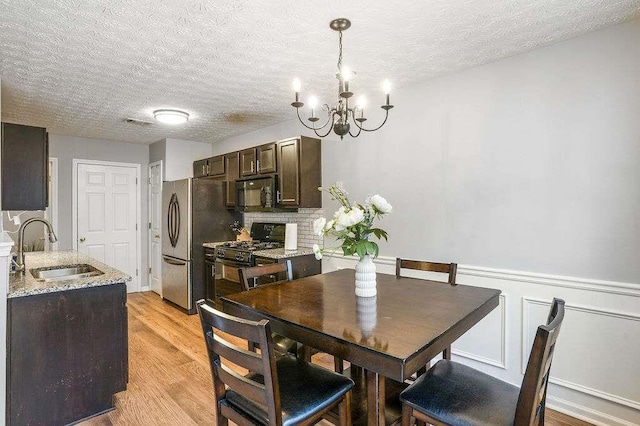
[337,31,343,73]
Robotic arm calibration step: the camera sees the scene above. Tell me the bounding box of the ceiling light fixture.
[291,18,393,140]
[153,109,190,124]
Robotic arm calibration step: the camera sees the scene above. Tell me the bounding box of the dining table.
[222,268,501,425]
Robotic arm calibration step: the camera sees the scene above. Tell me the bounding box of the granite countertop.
[202,241,316,259]
[252,247,316,259]
[8,250,131,298]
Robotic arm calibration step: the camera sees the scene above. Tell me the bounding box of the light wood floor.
[80,292,591,425]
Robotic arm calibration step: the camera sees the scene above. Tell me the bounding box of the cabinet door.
[277,138,300,207]
[193,159,208,178]
[225,152,239,207]
[208,155,225,176]
[257,143,277,174]
[1,122,48,210]
[239,148,256,177]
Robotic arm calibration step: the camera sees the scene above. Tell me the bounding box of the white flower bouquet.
[313,183,392,260]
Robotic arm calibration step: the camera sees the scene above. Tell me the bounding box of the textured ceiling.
[1,0,639,145]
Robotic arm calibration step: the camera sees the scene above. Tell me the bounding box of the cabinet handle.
[256,160,260,173]
[206,163,210,175]
[251,160,255,173]
[276,191,282,203]
[79,237,86,243]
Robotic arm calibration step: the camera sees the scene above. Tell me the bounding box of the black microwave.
[235,175,278,212]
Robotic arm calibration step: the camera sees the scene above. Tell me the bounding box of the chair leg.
[443,346,451,360]
[402,403,412,426]
[334,356,344,373]
[338,391,352,426]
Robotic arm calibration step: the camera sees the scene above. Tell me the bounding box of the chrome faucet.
[15,217,58,273]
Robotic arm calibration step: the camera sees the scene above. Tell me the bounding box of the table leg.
[366,369,385,426]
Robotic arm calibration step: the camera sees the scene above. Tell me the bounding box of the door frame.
[72,159,142,292]
[148,160,163,295]
[45,157,59,251]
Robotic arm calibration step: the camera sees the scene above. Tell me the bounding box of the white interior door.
[76,162,139,292]
[148,161,162,295]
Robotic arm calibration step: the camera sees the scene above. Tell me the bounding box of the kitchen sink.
[30,264,104,282]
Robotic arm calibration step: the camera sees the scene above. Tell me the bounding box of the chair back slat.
[514,298,565,426]
[216,362,269,406]
[201,303,265,342]
[396,258,458,285]
[239,260,293,290]
[197,300,283,425]
[209,331,264,374]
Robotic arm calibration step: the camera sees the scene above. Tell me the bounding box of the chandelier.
[290,18,393,140]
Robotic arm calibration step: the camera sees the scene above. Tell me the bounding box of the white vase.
[355,255,377,297]
[356,296,377,337]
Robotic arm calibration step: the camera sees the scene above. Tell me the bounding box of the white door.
[148,161,162,295]
[76,162,138,292]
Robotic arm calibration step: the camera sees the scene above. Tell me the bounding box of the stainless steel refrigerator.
[162,178,239,314]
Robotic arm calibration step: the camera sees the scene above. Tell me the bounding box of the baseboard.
[548,396,640,426]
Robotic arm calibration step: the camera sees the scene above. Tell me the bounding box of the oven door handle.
[162,256,187,266]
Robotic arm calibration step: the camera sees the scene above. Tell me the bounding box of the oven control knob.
[217,249,225,258]
[236,254,244,262]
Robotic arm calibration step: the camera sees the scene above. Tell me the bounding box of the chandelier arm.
[315,119,338,138]
[347,110,363,138]
[348,126,363,138]
[295,108,337,138]
[352,108,390,132]
[295,108,331,131]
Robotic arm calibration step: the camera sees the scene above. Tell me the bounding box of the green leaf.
[368,228,388,241]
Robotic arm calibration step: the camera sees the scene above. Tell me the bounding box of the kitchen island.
[7,251,130,425]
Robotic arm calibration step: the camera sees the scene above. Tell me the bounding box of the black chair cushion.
[224,356,354,426]
[400,360,519,426]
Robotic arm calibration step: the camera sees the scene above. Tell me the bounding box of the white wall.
[164,138,212,181]
[48,134,149,287]
[212,19,640,426]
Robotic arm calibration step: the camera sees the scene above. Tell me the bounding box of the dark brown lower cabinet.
[7,283,128,425]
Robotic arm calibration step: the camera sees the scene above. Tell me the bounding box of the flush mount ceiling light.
[153,109,190,124]
[291,18,393,140]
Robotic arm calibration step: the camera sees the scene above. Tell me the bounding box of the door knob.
[79,237,86,243]
[155,234,160,238]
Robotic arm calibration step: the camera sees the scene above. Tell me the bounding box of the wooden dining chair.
[400,298,565,426]
[238,261,297,356]
[238,260,293,291]
[238,261,345,373]
[395,258,458,286]
[396,258,458,367]
[197,300,354,426]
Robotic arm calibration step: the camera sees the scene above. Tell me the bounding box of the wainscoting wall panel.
[452,294,506,369]
[523,298,640,410]
[322,254,640,426]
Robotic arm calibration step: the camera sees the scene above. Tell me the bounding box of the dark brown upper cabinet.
[239,143,277,177]
[1,122,49,211]
[193,158,208,178]
[224,151,239,208]
[194,155,225,178]
[276,136,321,208]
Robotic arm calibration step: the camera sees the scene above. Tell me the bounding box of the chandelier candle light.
[291,18,394,140]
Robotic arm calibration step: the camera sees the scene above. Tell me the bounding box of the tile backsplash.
[243,209,323,248]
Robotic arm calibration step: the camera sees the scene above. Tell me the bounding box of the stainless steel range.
[213,222,286,303]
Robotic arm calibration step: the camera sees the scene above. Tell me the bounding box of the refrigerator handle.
[168,193,180,247]
[162,256,187,266]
